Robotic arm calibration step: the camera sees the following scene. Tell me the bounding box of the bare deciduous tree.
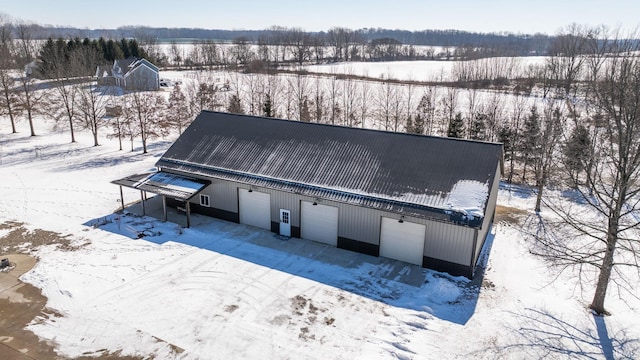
[16,74,45,136]
[231,36,253,66]
[44,45,101,143]
[416,87,437,135]
[312,76,326,123]
[199,40,219,70]
[535,33,640,315]
[169,41,182,69]
[123,91,167,153]
[14,20,38,63]
[506,94,529,182]
[0,14,17,133]
[359,79,371,128]
[328,75,341,125]
[105,96,125,151]
[264,73,282,118]
[77,83,110,146]
[440,86,460,137]
[0,67,18,133]
[166,83,191,134]
[341,77,358,127]
[288,28,313,65]
[375,81,395,131]
[533,101,564,212]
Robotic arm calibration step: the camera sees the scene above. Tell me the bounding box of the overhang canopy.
[111,171,210,201]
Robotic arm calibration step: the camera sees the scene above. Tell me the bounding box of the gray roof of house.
[113,58,137,76]
[156,111,503,227]
[95,65,112,78]
[131,58,159,73]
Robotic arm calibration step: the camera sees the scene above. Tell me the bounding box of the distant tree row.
[23,23,553,56]
[38,37,150,78]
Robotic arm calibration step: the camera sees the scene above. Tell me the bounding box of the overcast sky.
[3,0,638,35]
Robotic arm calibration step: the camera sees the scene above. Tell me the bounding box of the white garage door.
[301,201,338,246]
[238,188,271,230]
[380,217,426,266]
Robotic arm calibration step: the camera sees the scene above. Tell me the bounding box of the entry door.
[279,209,291,237]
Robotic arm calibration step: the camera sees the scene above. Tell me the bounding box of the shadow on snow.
[475,307,640,359]
[85,196,495,325]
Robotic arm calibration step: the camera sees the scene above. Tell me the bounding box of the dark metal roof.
[111,172,210,201]
[155,111,503,227]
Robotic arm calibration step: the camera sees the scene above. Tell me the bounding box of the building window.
[199,194,210,207]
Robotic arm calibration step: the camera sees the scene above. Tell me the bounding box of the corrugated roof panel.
[156,111,503,227]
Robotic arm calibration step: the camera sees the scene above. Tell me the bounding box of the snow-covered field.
[302,57,548,82]
[1,91,639,358]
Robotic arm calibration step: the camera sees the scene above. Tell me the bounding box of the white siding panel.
[301,201,338,246]
[380,217,425,265]
[238,188,271,230]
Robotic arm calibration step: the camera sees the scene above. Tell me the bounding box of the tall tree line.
[38,37,151,78]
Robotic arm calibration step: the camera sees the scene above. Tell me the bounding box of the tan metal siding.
[265,189,301,224]
[337,203,380,245]
[178,175,237,213]
[474,162,501,262]
[210,179,238,213]
[190,178,479,267]
[424,221,475,266]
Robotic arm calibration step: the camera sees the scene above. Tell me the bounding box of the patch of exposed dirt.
[291,295,308,316]
[0,222,144,360]
[494,205,528,225]
[0,221,85,254]
[0,277,60,360]
[224,304,239,313]
[290,294,332,341]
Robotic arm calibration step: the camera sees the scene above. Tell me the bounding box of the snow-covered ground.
[1,108,639,358]
[302,57,548,82]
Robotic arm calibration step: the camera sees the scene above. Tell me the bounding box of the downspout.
[186,201,191,228]
[469,229,479,279]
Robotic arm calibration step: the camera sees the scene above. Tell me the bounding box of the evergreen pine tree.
[300,97,311,122]
[563,123,592,184]
[405,114,414,134]
[262,94,273,117]
[227,94,244,114]
[447,112,465,138]
[520,105,541,182]
[497,125,514,161]
[413,113,425,134]
[128,39,142,58]
[120,38,130,58]
[469,113,487,140]
[196,83,216,112]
